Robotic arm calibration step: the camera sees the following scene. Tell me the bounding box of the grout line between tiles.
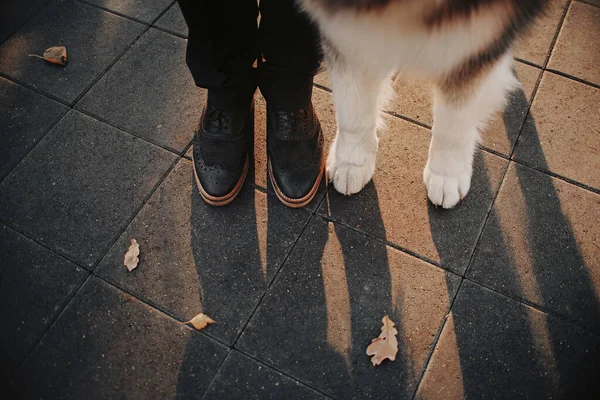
[8,272,93,382]
[410,279,465,400]
[544,69,600,90]
[542,0,572,69]
[74,107,190,156]
[0,106,70,185]
[89,156,182,272]
[229,214,315,348]
[199,349,233,400]
[74,0,176,27]
[221,348,337,400]
[462,277,600,338]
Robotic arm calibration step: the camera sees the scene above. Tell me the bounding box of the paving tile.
[154,2,188,37]
[315,63,540,156]
[254,88,332,210]
[0,77,68,180]
[0,224,87,380]
[515,0,569,66]
[514,72,600,190]
[0,0,145,105]
[96,159,311,345]
[10,276,228,399]
[0,110,177,268]
[580,0,600,7]
[416,281,600,399]
[468,163,600,333]
[548,1,600,86]
[237,217,460,399]
[317,115,508,275]
[81,0,173,23]
[77,28,203,153]
[0,0,51,44]
[204,351,326,400]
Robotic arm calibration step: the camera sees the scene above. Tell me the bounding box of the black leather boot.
[267,103,324,208]
[193,95,254,206]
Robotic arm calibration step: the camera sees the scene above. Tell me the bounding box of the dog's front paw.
[327,135,377,195]
[423,161,472,209]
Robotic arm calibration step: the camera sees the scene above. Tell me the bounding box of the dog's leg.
[327,51,392,195]
[424,54,519,208]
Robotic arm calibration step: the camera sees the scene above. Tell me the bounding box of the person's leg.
[178,0,258,206]
[258,0,324,207]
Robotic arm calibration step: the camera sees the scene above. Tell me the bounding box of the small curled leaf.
[186,313,215,330]
[124,239,140,272]
[28,46,67,65]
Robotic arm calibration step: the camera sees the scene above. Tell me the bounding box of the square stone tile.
[0,224,87,380]
[0,77,68,180]
[315,62,540,156]
[10,276,228,399]
[237,217,460,399]
[96,159,311,345]
[416,281,600,399]
[468,163,600,333]
[0,0,50,43]
[154,2,188,37]
[548,1,600,86]
[253,88,332,211]
[204,351,326,400]
[81,0,173,23]
[515,0,569,66]
[77,28,203,153]
[514,72,600,190]
[0,0,145,105]
[0,110,177,268]
[318,115,508,275]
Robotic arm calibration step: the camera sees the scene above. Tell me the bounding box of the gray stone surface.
[238,216,460,399]
[0,77,68,180]
[204,351,326,400]
[77,28,203,153]
[154,2,188,37]
[96,159,311,345]
[10,277,228,399]
[81,0,173,23]
[0,110,177,268]
[417,281,600,399]
[0,224,87,380]
[0,0,51,44]
[0,0,145,104]
[468,163,600,333]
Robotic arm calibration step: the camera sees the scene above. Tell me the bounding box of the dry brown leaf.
[28,46,67,65]
[186,313,215,330]
[366,315,398,366]
[123,238,140,272]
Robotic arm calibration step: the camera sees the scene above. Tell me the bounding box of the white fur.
[424,54,519,208]
[302,1,519,207]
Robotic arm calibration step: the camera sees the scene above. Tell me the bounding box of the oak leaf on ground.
[123,238,140,272]
[366,315,398,366]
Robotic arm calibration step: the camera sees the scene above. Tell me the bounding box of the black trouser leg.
[177,0,259,108]
[258,0,323,110]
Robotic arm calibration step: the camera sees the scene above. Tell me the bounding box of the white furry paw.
[327,135,377,195]
[423,162,472,209]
